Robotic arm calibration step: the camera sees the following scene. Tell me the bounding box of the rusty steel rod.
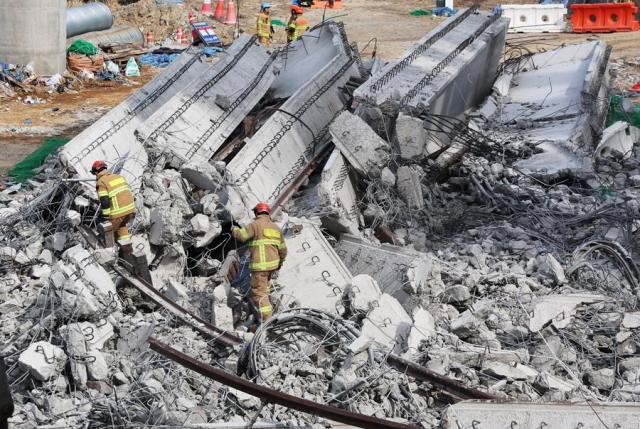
[386,354,499,401]
[148,337,419,429]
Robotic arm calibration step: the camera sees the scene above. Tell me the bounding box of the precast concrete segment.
[277,222,353,315]
[335,235,429,305]
[270,22,351,99]
[227,51,360,211]
[354,10,508,112]
[318,149,361,235]
[60,51,212,190]
[444,401,640,428]
[138,35,276,163]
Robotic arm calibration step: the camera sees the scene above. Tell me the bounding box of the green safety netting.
[271,19,286,27]
[8,137,69,182]
[607,95,640,128]
[67,39,99,56]
[410,9,432,16]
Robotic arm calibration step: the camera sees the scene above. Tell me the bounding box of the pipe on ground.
[66,2,113,38]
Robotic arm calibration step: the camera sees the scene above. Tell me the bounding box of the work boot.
[118,242,135,266]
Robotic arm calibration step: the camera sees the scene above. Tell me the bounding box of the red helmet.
[290,5,303,13]
[253,202,271,215]
[90,160,107,174]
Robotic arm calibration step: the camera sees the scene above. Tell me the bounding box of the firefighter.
[256,2,274,46]
[287,5,309,43]
[91,160,136,256]
[231,202,287,323]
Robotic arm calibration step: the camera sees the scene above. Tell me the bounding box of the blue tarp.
[432,6,457,16]
[138,53,179,68]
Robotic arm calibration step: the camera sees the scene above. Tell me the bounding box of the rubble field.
[2,5,640,429]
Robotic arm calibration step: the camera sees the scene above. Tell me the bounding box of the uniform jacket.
[95,170,135,219]
[232,214,287,272]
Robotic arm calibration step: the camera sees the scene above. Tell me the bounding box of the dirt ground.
[1,0,638,175]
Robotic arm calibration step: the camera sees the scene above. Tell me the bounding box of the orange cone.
[189,11,198,41]
[213,0,225,20]
[180,29,190,45]
[146,31,154,46]
[201,0,212,15]
[224,0,237,25]
[175,26,183,43]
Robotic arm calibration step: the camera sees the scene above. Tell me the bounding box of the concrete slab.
[60,50,214,191]
[335,234,431,306]
[276,220,353,315]
[444,401,640,429]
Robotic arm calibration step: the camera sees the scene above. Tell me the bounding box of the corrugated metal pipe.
[66,2,114,38]
[67,25,145,47]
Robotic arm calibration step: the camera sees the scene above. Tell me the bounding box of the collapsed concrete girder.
[60,51,213,190]
[225,23,361,220]
[137,35,277,165]
[354,8,508,114]
[473,41,611,179]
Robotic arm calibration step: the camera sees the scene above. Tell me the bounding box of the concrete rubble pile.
[2,9,640,428]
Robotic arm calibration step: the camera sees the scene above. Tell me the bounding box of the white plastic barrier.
[500,4,567,33]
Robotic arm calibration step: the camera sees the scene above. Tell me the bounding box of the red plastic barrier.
[570,2,639,33]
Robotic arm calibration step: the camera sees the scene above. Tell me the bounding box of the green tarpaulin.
[8,137,69,182]
[67,39,98,56]
[271,19,286,27]
[607,95,640,128]
[410,9,432,16]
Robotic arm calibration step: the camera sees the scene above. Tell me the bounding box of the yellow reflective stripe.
[263,228,281,239]
[249,239,281,247]
[108,185,129,197]
[259,243,266,265]
[259,305,272,314]
[118,234,131,241]
[97,190,109,197]
[102,208,111,215]
[277,241,286,249]
[110,203,135,216]
[108,177,126,187]
[250,260,280,270]
[238,228,250,241]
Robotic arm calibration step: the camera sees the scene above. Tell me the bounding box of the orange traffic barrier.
[146,31,154,46]
[311,0,343,9]
[225,0,237,25]
[213,0,225,20]
[570,2,639,33]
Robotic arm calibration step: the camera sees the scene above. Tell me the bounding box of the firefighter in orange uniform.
[91,160,136,256]
[231,202,287,322]
[287,5,309,42]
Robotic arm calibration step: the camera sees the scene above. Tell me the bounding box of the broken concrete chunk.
[396,112,427,161]
[212,284,234,331]
[622,312,640,329]
[441,284,471,303]
[345,274,382,314]
[149,206,183,246]
[585,368,615,391]
[406,307,435,352]
[330,111,391,176]
[350,293,412,353]
[528,294,609,332]
[18,341,67,381]
[544,254,566,284]
[66,210,81,226]
[180,161,223,191]
[396,165,424,209]
[380,167,396,187]
[190,214,210,235]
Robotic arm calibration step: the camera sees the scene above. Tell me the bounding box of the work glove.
[270,25,275,34]
[270,270,279,280]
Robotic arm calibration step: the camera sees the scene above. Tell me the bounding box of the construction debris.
[3,8,640,429]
